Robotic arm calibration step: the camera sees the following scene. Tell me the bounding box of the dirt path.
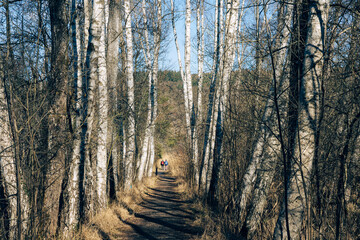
[117,171,202,240]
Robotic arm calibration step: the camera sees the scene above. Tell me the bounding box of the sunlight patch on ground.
[160,151,188,177]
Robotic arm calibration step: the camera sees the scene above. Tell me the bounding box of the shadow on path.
[118,171,202,240]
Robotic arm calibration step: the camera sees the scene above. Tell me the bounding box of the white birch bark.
[105,0,109,33]
[196,0,205,124]
[242,2,293,235]
[20,186,28,237]
[200,0,221,191]
[147,134,156,176]
[218,0,224,69]
[170,0,191,144]
[138,0,152,181]
[0,70,17,240]
[171,0,197,178]
[274,0,330,238]
[207,0,240,205]
[221,0,240,111]
[95,0,108,208]
[84,0,91,62]
[124,0,135,189]
[147,0,161,177]
[107,0,121,190]
[205,85,220,192]
[122,124,127,185]
[207,0,224,188]
[83,0,97,218]
[236,0,246,68]
[184,0,193,122]
[68,0,82,229]
[170,0,185,84]
[194,0,205,184]
[68,140,81,229]
[138,116,151,180]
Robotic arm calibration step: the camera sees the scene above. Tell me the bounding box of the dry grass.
[190,203,226,240]
[80,205,130,240]
[79,175,159,240]
[160,151,187,177]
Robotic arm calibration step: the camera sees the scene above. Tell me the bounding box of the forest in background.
[0,0,359,239]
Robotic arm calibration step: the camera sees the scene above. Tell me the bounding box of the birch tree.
[147,0,162,177]
[170,0,188,140]
[95,0,109,209]
[124,0,136,189]
[194,0,205,185]
[184,0,192,143]
[196,0,205,126]
[0,56,18,240]
[199,0,222,193]
[107,0,121,196]
[274,0,330,238]
[236,2,293,235]
[0,2,25,239]
[50,0,74,237]
[138,0,154,181]
[170,0,198,182]
[67,0,82,231]
[207,0,240,207]
[185,0,199,182]
[73,0,99,224]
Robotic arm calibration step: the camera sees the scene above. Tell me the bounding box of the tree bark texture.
[274,0,330,239]
[207,0,240,208]
[94,0,109,209]
[107,0,121,198]
[124,0,136,189]
[0,57,18,240]
[138,0,153,182]
[243,2,293,237]
[199,0,222,193]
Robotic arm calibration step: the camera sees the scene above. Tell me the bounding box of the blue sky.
[159,0,214,74]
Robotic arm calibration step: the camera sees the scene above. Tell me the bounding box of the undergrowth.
[79,176,158,240]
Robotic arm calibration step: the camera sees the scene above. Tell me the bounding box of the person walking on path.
[161,160,165,170]
[164,159,168,171]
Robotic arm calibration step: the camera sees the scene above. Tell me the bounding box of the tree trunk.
[107,0,121,197]
[199,0,221,193]
[83,0,96,222]
[274,0,330,238]
[124,0,135,189]
[0,52,18,240]
[95,0,108,209]
[184,0,193,140]
[171,0,197,181]
[196,0,205,128]
[67,0,82,231]
[195,0,205,185]
[48,0,75,235]
[138,0,153,181]
[170,0,191,147]
[243,2,293,236]
[148,0,161,177]
[207,0,240,208]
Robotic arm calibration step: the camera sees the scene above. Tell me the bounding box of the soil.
[116,171,203,240]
